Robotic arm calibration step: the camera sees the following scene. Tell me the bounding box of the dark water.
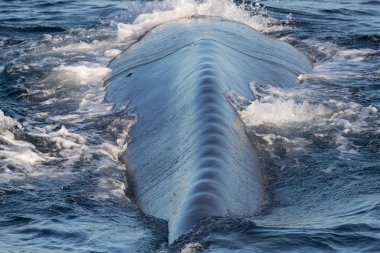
[0,0,379,252]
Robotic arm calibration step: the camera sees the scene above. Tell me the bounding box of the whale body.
[105,17,312,243]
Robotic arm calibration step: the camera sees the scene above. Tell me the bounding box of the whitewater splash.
[116,0,286,40]
[227,79,378,172]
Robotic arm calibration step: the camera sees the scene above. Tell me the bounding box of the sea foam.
[116,0,286,41]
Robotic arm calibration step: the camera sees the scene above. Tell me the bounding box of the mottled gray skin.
[105,17,312,243]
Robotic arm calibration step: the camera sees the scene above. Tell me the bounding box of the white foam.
[116,0,286,41]
[0,109,135,186]
[49,114,81,122]
[249,81,313,99]
[240,95,377,144]
[227,74,379,166]
[95,178,128,200]
[296,39,380,81]
[0,113,97,182]
[321,166,337,174]
[53,40,103,52]
[52,125,86,144]
[41,98,60,105]
[104,49,122,58]
[0,110,22,132]
[26,89,55,98]
[1,147,46,166]
[240,97,332,127]
[24,126,92,167]
[77,101,114,116]
[180,242,204,253]
[53,64,112,85]
[0,111,52,182]
[334,134,358,155]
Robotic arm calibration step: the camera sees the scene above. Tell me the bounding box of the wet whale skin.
[105,18,312,243]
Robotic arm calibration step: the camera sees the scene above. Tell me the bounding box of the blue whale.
[105,17,312,243]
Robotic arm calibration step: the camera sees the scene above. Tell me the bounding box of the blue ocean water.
[0,0,379,252]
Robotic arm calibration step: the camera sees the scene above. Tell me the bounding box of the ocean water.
[0,0,379,252]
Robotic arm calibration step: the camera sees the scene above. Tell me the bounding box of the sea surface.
[0,0,380,252]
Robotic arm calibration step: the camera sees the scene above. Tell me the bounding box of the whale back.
[105,18,312,242]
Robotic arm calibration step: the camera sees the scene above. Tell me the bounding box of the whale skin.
[105,17,312,243]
